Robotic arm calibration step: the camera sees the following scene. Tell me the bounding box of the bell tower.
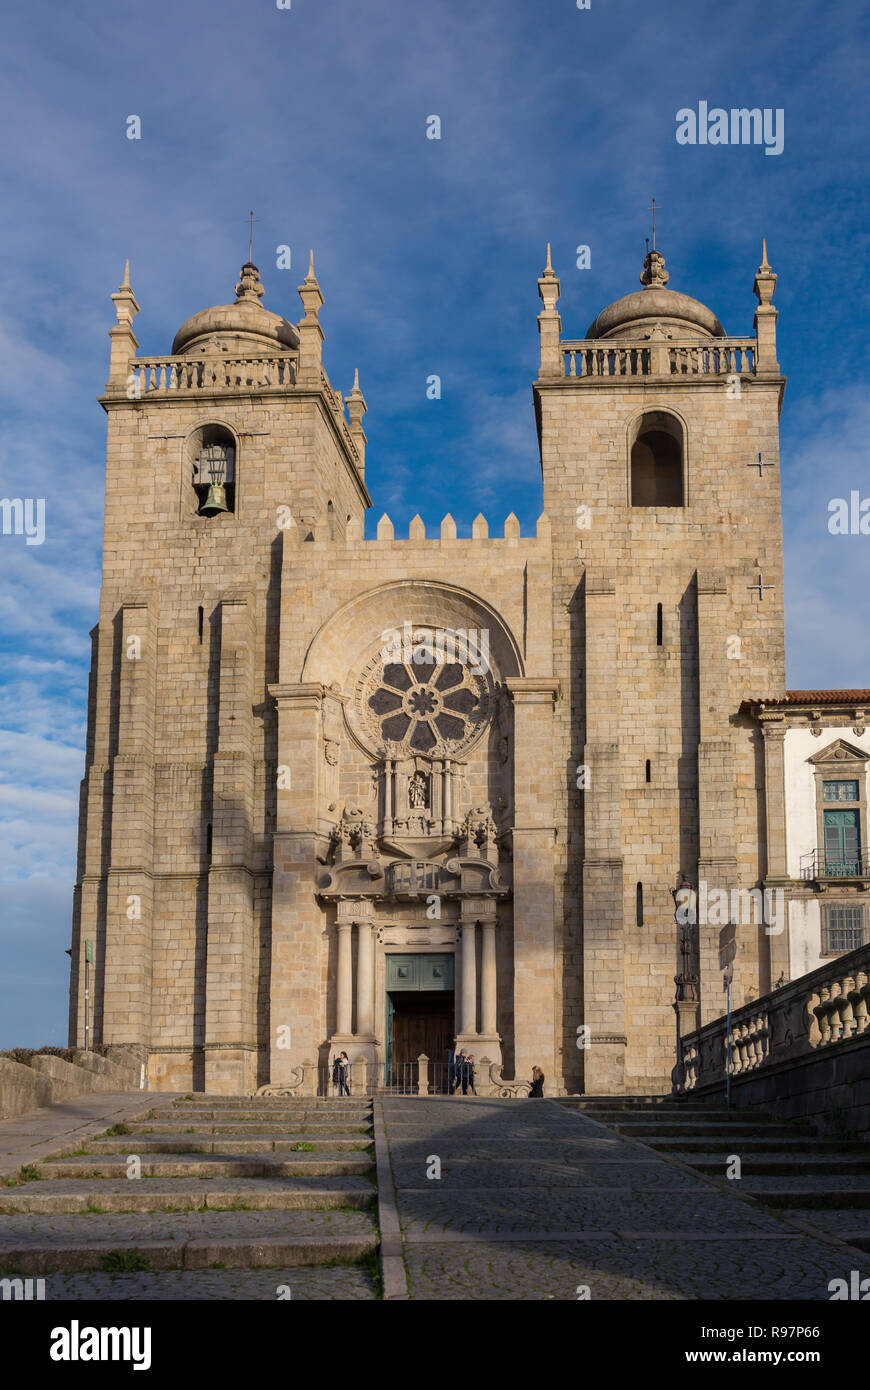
[534,243,786,1094]
[68,255,371,1093]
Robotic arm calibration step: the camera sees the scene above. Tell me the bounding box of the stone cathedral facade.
[67,241,870,1096]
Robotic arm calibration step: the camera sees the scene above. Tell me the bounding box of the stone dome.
[585,249,725,341]
[171,262,299,356]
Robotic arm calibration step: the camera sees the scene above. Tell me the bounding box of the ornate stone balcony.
[560,337,756,381]
[677,942,870,1093]
[127,353,297,395]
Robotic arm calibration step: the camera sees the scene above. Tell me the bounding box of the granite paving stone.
[383,1097,863,1300]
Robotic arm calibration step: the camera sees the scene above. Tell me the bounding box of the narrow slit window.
[656,603,663,646]
[645,759,651,783]
[636,882,644,927]
[198,606,204,643]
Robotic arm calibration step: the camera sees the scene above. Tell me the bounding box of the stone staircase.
[556,1096,870,1254]
[0,1094,380,1299]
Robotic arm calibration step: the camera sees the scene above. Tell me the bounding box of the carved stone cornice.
[505,677,560,706]
[268,682,326,707]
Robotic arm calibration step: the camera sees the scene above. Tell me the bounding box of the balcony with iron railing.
[387,861,445,897]
[800,849,870,882]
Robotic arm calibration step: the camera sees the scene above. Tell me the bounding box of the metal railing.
[259,1054,527,1098]
[800,849,870,880]
[314,1059,466,1096]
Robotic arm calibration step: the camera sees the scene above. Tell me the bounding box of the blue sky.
[0,0,868,1045]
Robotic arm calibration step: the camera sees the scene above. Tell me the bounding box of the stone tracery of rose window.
[358,651,492,758]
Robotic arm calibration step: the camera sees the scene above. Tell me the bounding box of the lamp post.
[84,938,93,1051]
[671,874,699,1091]
[719,922,738,1111]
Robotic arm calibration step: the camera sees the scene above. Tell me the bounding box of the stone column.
[459,919,477,1035]
[458,903,501,1065]
[481,919,497,1035]
[336,921,353,1037]
[331,900,376,1085]
[356,918,374,1038]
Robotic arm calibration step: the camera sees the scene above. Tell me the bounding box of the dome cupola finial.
[234,261,265,304]
[640,246,669,288]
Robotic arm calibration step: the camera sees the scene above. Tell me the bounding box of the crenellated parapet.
[365,512,550,545]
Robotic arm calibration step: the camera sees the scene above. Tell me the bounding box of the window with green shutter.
[823,809,861,874]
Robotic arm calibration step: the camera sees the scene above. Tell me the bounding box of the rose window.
[360,655,492,756]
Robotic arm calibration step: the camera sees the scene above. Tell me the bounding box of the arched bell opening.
[629,410,685,507]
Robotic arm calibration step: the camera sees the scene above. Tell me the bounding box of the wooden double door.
[390,991,455,1070]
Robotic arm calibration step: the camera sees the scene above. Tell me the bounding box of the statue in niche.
[408,771,429,809]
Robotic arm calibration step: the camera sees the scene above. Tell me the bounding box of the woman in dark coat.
[527,1066,544,1098]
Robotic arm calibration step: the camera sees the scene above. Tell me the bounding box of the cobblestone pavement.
[780,1208,870,1240]
[36,1267,377,1300]
[382,1098,863,1300]
[741,1175,870,1192]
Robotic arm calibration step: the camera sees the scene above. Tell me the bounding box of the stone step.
[680,1155,870,1176]
[606,1122,802,1140]
[127,1120,371,1135]
[86,1135,372,1154]
[0,1175,376,1213]
[555,1098,723,1110]
[779,1208,870,1246]
[743,1184,870,1208]
[644,1137,870,1155]
[0,1230,377,1276]
[148,1108,372,1124]
[564,1103,803,1125]
[162,1099,372,1111]
[42,1154,374,1179]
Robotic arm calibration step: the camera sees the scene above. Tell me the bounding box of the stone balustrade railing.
[677,941,870,1093]
[126,354,298,395]
[318,366,361,461]
[561,337,756,381]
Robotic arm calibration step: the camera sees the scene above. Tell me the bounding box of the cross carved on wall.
[747,574,775,601]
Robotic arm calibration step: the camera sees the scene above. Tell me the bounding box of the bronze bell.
[200,483,229,515]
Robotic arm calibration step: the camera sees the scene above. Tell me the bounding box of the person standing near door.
[464,1053,477,1096]
[332,1050,351,1097]
[454,1048,467,1094]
